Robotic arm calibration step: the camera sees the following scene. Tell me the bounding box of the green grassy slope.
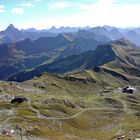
[0,71,140,139]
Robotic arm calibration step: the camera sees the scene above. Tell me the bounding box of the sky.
[0,0,140,30]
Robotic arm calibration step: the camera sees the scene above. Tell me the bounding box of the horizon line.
[1,24,139,31]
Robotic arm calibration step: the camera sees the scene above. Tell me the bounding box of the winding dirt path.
[25,93,118,120]
[24,107,118,120]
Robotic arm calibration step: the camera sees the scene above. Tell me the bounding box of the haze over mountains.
[1,24,140,45]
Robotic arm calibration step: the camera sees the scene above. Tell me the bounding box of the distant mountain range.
[0,24,58,44]
[0,24,140,82]
[1,24,140,46]
[21,26,91,33]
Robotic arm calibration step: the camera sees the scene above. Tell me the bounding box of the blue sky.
[0,0,140,30]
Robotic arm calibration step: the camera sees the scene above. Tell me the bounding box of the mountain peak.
[112,38,136,48]
[8,24,15,28]
[50,26,57,30]
[5,24,19,33]
[103,25,115,31]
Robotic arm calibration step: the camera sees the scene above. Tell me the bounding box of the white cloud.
[0,5,6,13]
[77,0,140,27]
[21,2,33,7]
[12,8,24,14]
[49,2,73,10]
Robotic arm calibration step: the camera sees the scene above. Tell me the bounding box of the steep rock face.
[86,44,116,69]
